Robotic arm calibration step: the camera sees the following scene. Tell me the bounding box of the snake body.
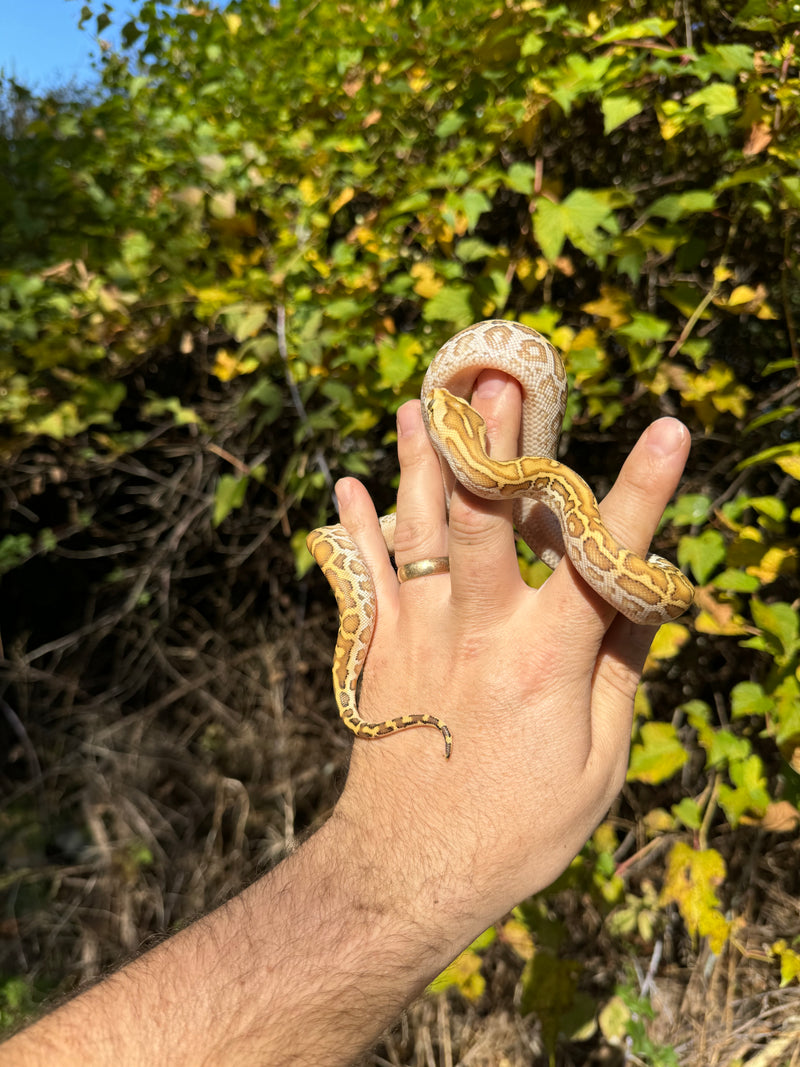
[307,320,693,758]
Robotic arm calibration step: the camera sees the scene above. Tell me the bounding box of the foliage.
[2,0,800,1058]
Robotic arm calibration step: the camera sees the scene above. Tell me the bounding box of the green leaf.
[519,949,582,1054]
[719,754,771,826]
[456,236,493,262]
[711,569,761,593]
[506,162,536,195]
[690,44,754,82]
[668,494,712,527]
[750,600,799,661]
[549,53,613,113]
[293,529,317,579]
[596,18,677,43]
[678,529,727,584]
[213,473,249,527]
[602,94,644,134]
[534,189,616,265]
[731,681,774,719]
[649,191,717,222]
[435,112,465,138]
[672,797,703,830]
[377,334,422,389]
[223,303,269,342]
[422,285,473,326]
[616,312,670,342]
[686,82,738,119]
[703,728,751,769]
[533,197,568,262]
[627,721,688,785]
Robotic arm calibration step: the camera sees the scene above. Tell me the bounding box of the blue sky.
[0,0,121,91]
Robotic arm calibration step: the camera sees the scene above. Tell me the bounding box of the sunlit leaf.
[660,843,731,953]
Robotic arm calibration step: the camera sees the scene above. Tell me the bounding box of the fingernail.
[646,418,689,456]
[474,370,511,400]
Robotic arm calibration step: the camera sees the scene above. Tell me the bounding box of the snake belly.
[307,319,693,758]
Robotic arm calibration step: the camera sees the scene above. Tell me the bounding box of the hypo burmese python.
[306,319,693,758]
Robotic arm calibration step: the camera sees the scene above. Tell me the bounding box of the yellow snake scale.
[307,320,694,759]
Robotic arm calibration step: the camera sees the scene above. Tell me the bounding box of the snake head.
[425,388,490,451]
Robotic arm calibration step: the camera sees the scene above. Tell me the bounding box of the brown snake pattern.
[307,320,694,758]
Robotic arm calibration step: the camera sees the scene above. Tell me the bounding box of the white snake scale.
[307,319,694,758]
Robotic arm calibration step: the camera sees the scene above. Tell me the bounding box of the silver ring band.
[396,556,451,583]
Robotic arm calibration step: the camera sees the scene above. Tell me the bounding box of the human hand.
[330,371,690,955]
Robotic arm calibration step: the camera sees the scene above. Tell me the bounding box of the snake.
[306,319,694,759]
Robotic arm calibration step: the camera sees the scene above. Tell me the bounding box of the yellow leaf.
[660,842,731,953]
[298,177,318,205]
[627,721,688,784]
[747,545,797,583]
[777,454,800,480]
[727,284,760,305]
[500,918,534,960]
[212,349,259,382]
[407,64,429,92]
[410,262,444,299]
[329,187,355,215]
[644,622,691,673]
[581,286,632,328]
[224,12,241,33]
[427,948,485,1000]
[633,682,652,720]
[643,807,675,835]
[771,939,800,986]
[598,995,631,1041]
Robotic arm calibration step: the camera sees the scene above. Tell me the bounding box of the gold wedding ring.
[396,556,451,584]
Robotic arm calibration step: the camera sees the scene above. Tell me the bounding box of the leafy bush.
[1,0,799,1058]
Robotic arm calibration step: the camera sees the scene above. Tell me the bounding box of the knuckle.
[392,514,443,558]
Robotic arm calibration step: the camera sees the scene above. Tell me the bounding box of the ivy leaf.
[649,190,717,222]
[534,189,616,265]
[661,843,731,953]
[627,721,688,785]
[644,622,691,673]
[377,334,423,389]
[506,162,536,195]
[686,82,739,119]
[672,797,703,830]
[678,529,727,584]
[422,284,473,326]
[667,493,712,526]
[711,569,761,593]
[731,681,774,719]
[602,93,644,133]
[718,754,771,825]
[750,600,799,663]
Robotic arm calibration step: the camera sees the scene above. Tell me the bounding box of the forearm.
[2,810,460,1067]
